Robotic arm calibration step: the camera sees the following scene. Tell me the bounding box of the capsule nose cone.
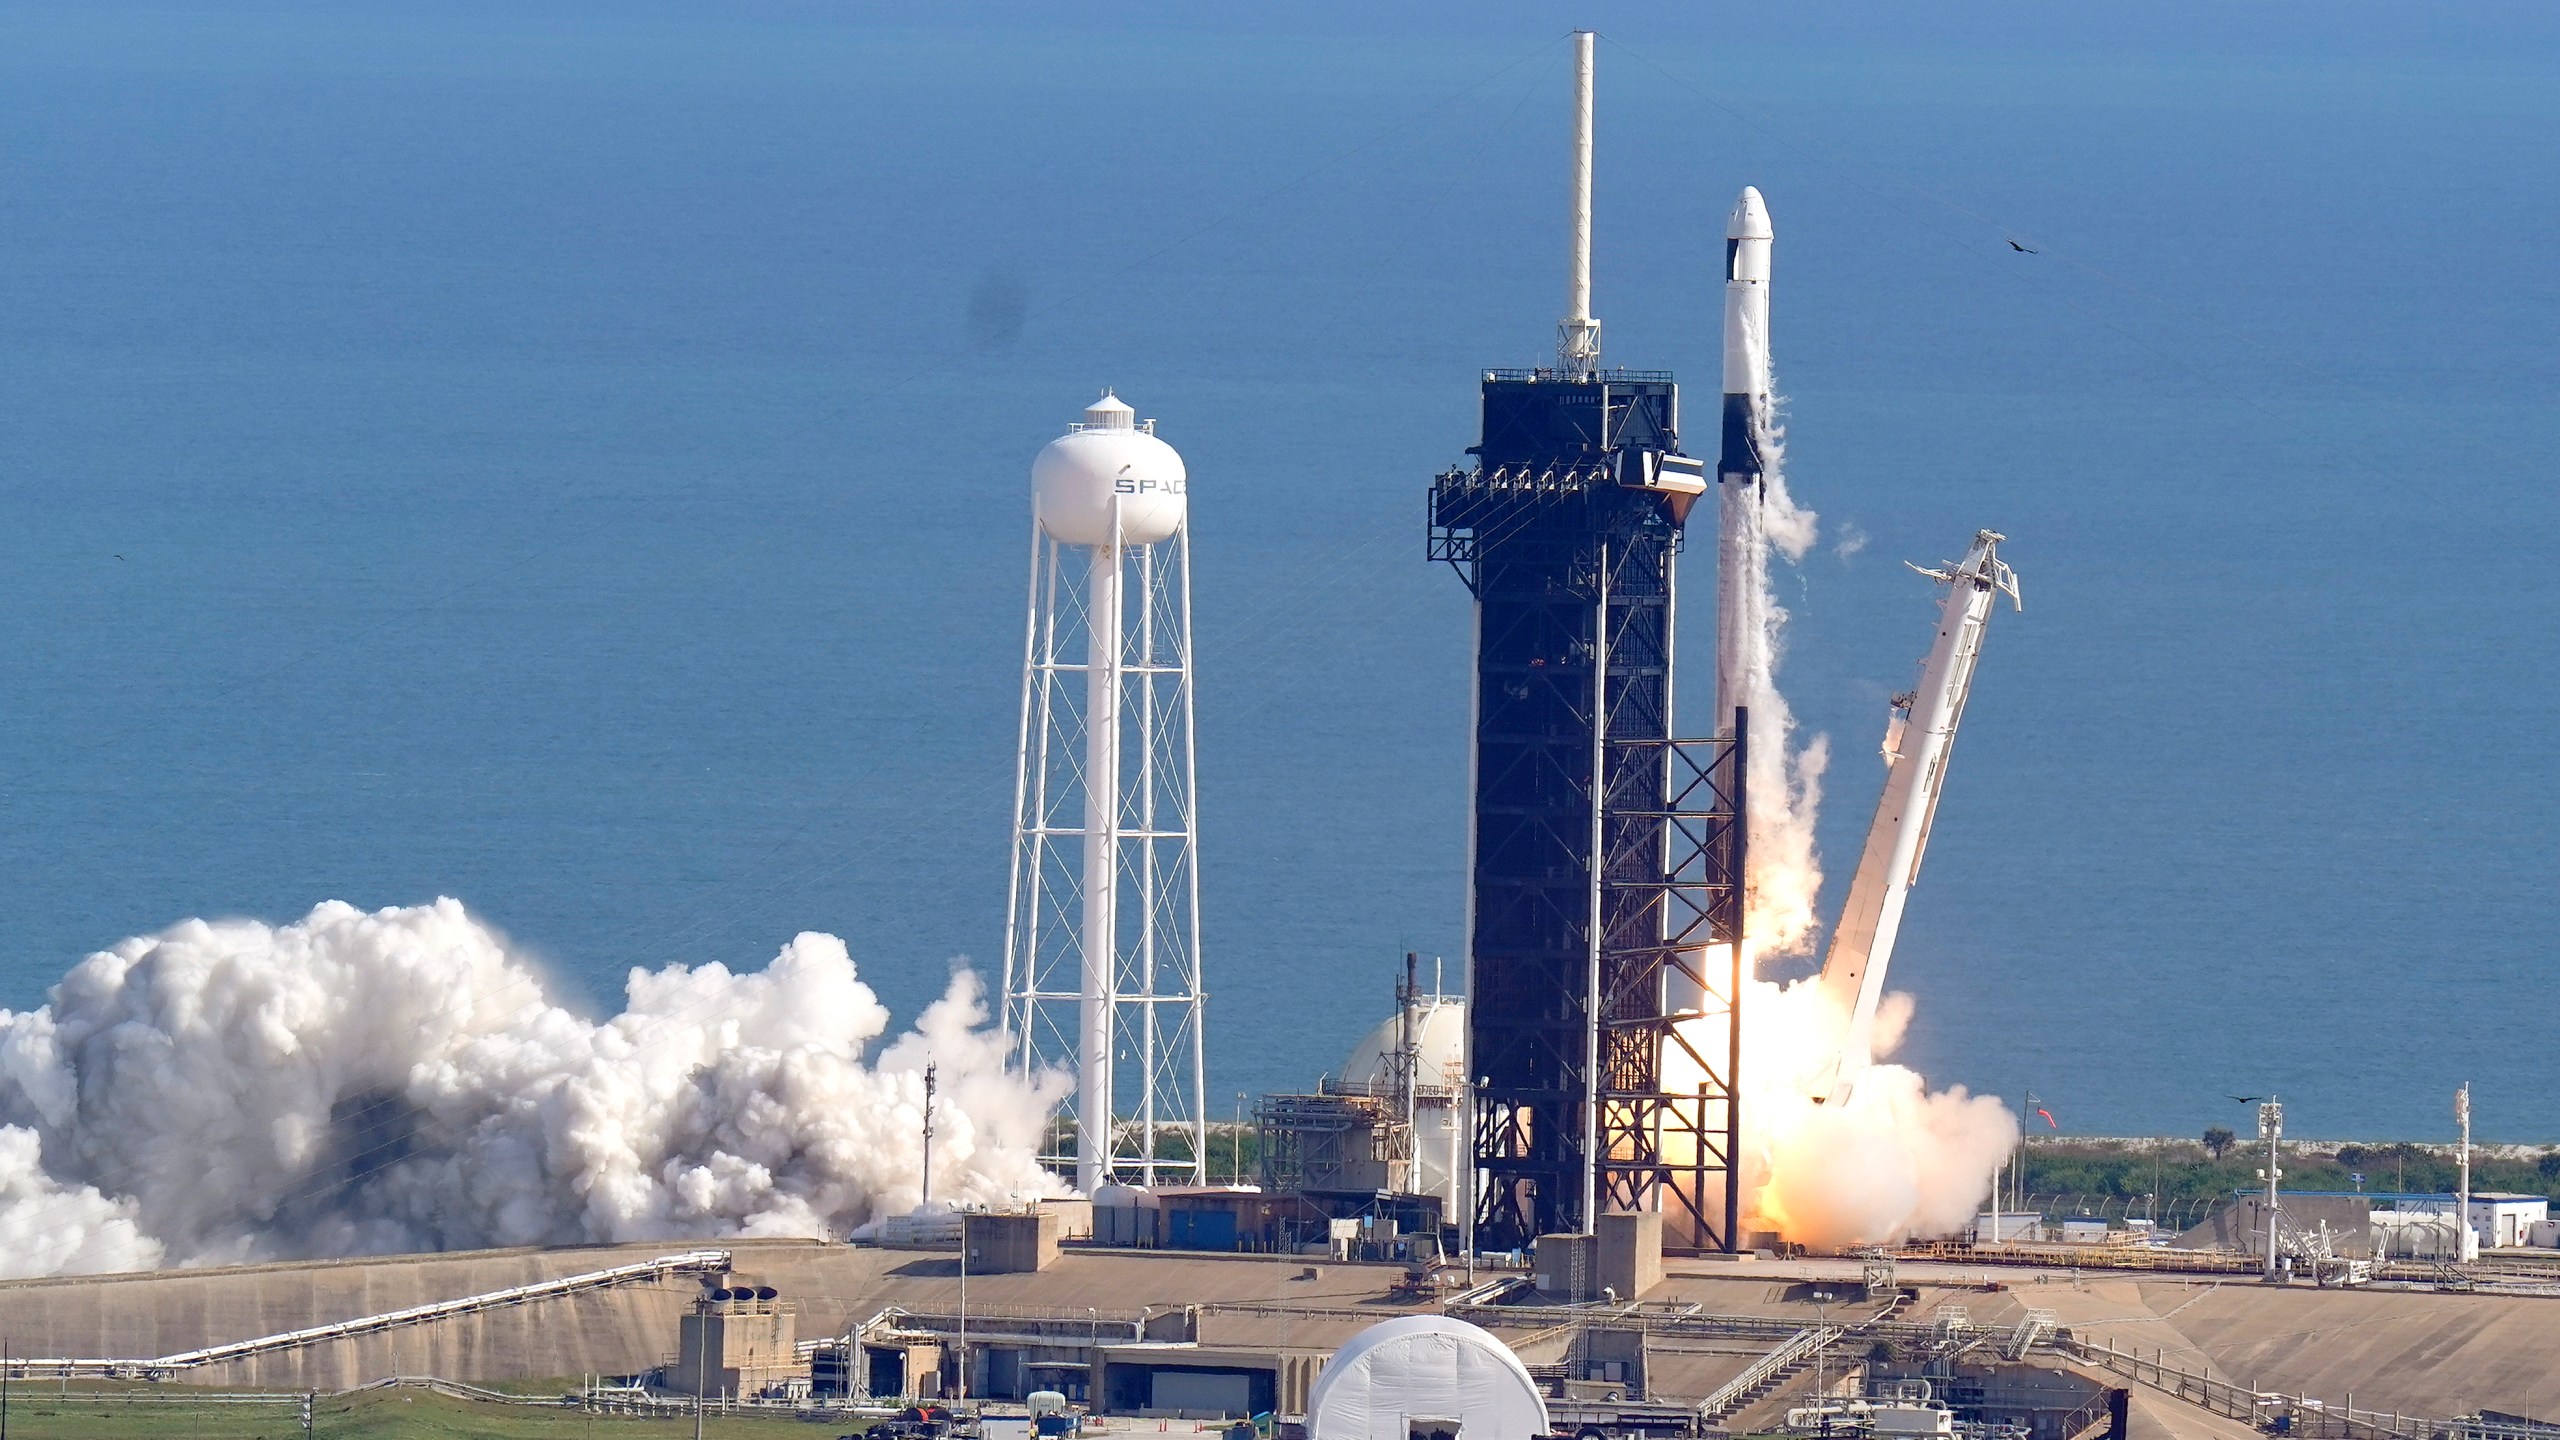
[1727,185,1772,241]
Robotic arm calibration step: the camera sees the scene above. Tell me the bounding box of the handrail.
[1695,1325,1840,1422]
[0,1250,732,1377]
[2054,1334,2439,1440]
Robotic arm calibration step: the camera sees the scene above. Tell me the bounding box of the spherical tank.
[1338,996,1467,1093]
[1033,392,1187,547]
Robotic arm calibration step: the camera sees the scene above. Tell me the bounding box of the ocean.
[2,1,2554,1141]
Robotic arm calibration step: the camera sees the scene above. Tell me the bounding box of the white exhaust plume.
[1735,974,2017,1248]
[1708,374,2018,1247]
[1716,410,1829,953]
[0,898,1066,1278]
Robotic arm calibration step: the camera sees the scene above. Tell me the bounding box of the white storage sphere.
[1033,393,1187,547]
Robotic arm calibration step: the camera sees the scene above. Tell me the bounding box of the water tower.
[1002,392,1206,1191]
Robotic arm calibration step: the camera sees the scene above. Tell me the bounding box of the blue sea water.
[0,1,2553,1142]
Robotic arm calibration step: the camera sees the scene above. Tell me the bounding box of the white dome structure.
[1306,1316,1549,1440]
[1032,392,1187,547]
[1339,996,1465,1093]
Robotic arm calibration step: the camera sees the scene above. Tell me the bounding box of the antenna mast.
[1558,31,1601,376]
[921,1060,937,1208]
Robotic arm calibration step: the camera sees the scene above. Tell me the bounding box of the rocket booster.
[1715,187,1774,732]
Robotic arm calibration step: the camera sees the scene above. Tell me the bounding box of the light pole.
[1810,1290,1834,1437]
[1233,1093,1247,1185]
[2457,1083,2473,1264]
[921,1061,938,1208]
[692,1302,708,1440]
[958,1214,970,1404]
[2258,1098,2284,1282]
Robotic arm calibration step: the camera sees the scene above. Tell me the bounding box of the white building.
[1969,1212,2043,1243]
[2371,1192,2550,1253]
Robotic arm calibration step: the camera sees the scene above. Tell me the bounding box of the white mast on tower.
[1003,392,1206,1193]
[1558,30,1602,377]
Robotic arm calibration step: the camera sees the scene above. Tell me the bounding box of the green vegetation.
[0,1385,831,1438]
[1204,1121,1261,1184]
[1048,1117,1259,1181]
[2013,1138,2560,1225]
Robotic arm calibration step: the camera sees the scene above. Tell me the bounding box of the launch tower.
[1430,34,1747,1253]
[1004,393,1207,1191]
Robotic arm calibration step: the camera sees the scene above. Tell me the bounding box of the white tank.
[1033,392,1187,547]
[1337,994,1468,1208]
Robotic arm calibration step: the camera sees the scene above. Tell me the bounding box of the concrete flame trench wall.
[0,1242,1428,1391]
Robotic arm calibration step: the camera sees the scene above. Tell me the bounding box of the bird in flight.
[2008,239,2038,253]
[2228,1094,2262,1105]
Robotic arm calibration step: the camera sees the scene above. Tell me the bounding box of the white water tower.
[1002,392,1206,1192]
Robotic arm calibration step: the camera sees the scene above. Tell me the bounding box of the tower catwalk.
[1428,33,1745,1254]
[1004,392,1206,1191]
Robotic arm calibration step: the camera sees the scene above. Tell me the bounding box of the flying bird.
[2008,239,2038,253]
[2228,1094,2262,1105]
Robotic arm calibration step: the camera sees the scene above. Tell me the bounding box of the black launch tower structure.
[1430,368,1747,1255]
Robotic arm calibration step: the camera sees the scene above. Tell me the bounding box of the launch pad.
[1430,366,1746,1255]
[1423,29,1750,1259]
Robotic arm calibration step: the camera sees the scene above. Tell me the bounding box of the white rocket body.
[1812,531,2020,1104]
[1715,188,1773,738]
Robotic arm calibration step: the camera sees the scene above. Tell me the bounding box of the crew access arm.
[1811,529,2021,1105]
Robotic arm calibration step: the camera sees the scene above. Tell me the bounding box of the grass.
[2013,1137,2560,1222]
[0,1384,844,1439]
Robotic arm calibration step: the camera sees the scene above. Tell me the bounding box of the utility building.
[668,1272,800,1399]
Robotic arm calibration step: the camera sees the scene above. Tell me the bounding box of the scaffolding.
[1255,1089,1412,1196]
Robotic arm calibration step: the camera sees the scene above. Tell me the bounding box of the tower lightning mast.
[1559,31,1601,377]
[1431,32,1742,1254]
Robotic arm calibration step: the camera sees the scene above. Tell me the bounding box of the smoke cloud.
[1710,390,2019,1247]
[1736,975,2017,1248]
[0,899,1064,1278]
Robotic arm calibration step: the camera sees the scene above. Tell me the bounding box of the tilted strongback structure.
[1428,34,1747,1256]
